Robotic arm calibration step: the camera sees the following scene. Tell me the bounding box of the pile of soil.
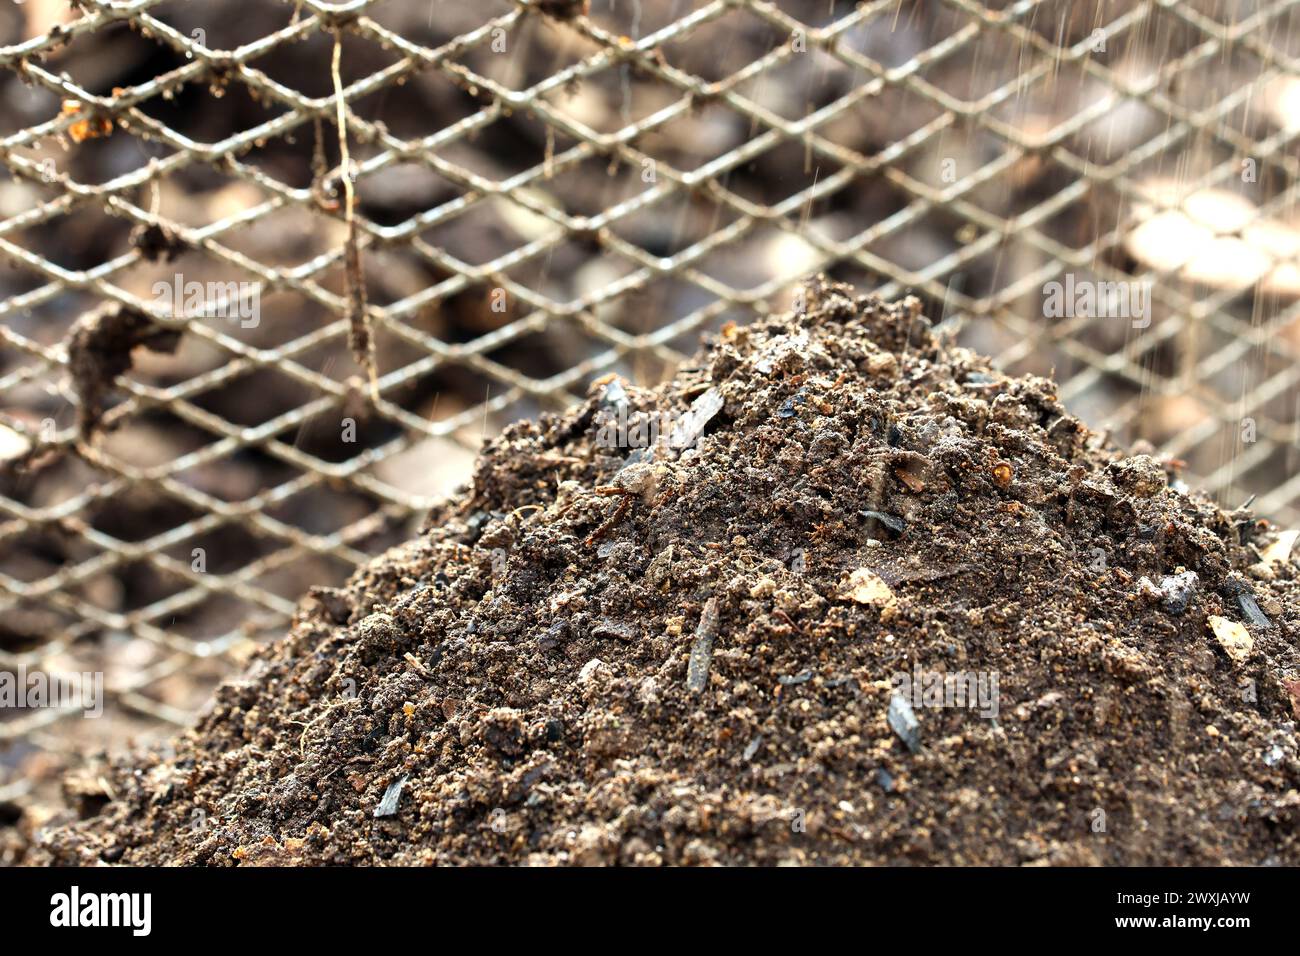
[33,279,1300,865]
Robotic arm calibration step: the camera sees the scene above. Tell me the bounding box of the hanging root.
[331,30,377,403]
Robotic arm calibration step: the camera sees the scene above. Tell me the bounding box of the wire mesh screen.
[4,0,1300,815]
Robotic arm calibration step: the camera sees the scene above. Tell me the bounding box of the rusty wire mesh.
[4,0,1300,812]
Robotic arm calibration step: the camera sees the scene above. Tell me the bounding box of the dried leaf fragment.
[1262,530,1299,566]
[62,99,112,143]
[1208,615,1253,665]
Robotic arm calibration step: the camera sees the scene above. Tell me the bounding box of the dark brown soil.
[33,279,1300,865]
[66,303,181,438]
[128,222,187,264]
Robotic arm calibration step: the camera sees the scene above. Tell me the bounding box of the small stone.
[577,658,608,684]
[860,510,906,537]
[591,619,638,642]
[842,567,895,605]
[600,378,628,408]
[637,676,659,704]
[355,612,402,653]
[864,350,897,376]
[1248,562,1275,581]
[888,691,922,754]
[1109,454,1167,498]
[645,545,676,588]
[1157,571,1199,615]
[538,620,567,651]
[613,460,657,494]
[1223,576,1271,630]
[477,520,514,550]
[482,708,526,756]
[373,776,407,818]
[1238,592,1271,630]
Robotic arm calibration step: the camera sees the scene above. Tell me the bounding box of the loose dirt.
[33,278,1300,865]
[66,303,181,438]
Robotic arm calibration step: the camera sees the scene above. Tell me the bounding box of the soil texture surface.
[33,279,1300,865]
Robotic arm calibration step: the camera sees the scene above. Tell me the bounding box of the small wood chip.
[892,464,925,493]
[403,652,433,679]
[1208,615,1253,664]
[669,388,724,451]
[686,597,720,694]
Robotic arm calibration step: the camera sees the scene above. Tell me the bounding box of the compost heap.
[35,278,1300,865]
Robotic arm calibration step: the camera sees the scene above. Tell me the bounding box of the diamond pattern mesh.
[3,0,1300,808]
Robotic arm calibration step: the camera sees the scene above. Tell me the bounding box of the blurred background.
[3,0,1300,851]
